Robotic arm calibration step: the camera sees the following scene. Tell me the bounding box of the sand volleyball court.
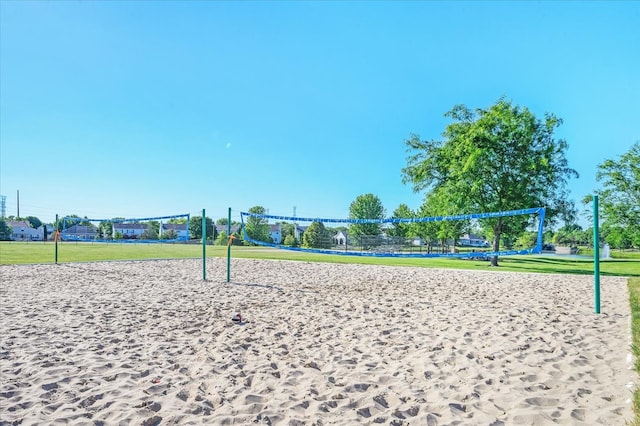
[0,258,635,425]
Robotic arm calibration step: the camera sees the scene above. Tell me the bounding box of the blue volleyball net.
[60,213,191,243]
[240,207,545,258]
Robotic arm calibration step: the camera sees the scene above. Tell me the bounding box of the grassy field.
[1,241,638,276]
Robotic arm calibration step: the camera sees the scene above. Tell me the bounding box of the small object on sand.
[231,312,242,323]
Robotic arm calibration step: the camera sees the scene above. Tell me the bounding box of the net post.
[186,214,190,243]
[202,209,206,281]
[227,207,231,283]
[55,214,59,264]
[593,196,600,314]
[536,207,546,252]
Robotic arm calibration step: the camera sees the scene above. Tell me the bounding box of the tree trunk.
[491,231,501,267]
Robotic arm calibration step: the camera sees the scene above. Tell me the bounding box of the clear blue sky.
[1,1,638,226]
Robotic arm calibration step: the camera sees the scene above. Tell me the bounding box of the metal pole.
[594,196,600,314]
[227,207,231,283]
[202,209,206,281]
[55,214,58,264]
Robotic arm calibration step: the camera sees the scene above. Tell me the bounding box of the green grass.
[0,241,212,264]
[614,251,640,260]
[1,241,638,277]
[580,248,640,260]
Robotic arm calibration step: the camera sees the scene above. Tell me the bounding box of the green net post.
[593,196,600,314]
[227,207,231,283]
[202,209,206,281]
[55,214,59,264]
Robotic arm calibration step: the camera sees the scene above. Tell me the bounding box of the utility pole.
[293,206,297,242]
[17,190,19,217]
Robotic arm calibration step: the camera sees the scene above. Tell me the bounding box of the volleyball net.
[240,207,545,258]
[59,213,191,243]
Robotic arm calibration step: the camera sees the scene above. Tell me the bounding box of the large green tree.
[189,216,215,240]
[0,218,12,240]
[140,225,159,240]
[349,193,385,238]
[387,203,414,238]
[414,189,466,252]
[402,98,578,265]
[279,222,297,245]
[587,141,640,248]
[98,221,113,239]
[245,206,271,244]
[302,221,332,249]
[25,216,42,229]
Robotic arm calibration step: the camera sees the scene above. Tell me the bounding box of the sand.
[0,258,635,425]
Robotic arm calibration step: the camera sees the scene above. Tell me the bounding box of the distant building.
[215,224,241,235]
[39,224,54,241]
[6,220,42,241]
[61,224,98,240]
[458,233,489,247]
[294,225,306,242]
[269,223,282,244]
[334,230,348,246]
[113,223,147,239]
[160,223,188,239]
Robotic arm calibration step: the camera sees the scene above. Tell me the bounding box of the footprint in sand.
[357,407,372,418]
[524,396,559,407]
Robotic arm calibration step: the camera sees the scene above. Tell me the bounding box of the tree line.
[2,99,637,258]
[256,99,638,262]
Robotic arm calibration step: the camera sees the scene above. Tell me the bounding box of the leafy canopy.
[415,189,466,247]
[387,203,414,238]
[245,206,271,244]
[402,98,577,216]
[302,221,332,249]
[402,98,577,264]
[349,193,385,237]
[0,219,11,241]
[590,141,640,248]
[189,216,215,240]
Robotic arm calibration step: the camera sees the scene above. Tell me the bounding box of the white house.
[7,220,42,241]
[411,237,424,246]
[62,224,98,240]
[213,223,284,244]
[333,230,348,246]
[39,224,55,241]
[160,223,188,239]
[292,225,306,242]
[458,233,489,247]
[113,223,147,239]
[215,224,241,235]
[269,223,282,244]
